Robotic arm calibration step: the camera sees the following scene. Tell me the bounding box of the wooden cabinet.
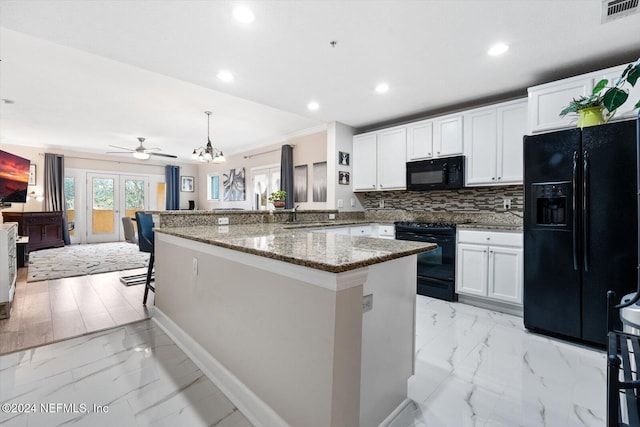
[406,120,433,161]
[464,99,527,186]
[0,223,18,319]
[353,127,406,191]
[528,62,640,134]
[2,211,64,252]
[456,229,523,305]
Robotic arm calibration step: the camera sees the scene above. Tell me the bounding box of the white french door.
[86,173,148,243]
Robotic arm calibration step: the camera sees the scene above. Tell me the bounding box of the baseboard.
[458,294,523,317]
[378,397,413,427]
[151,308,289,427]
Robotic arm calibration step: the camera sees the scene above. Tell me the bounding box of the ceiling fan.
[107,137,177,160]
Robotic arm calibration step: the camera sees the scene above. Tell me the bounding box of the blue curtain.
[280,144,294,209]
[165,165,180,210]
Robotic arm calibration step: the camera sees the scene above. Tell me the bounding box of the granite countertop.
[155,223,434,273]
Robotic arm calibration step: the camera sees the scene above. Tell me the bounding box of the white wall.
[197,131,328,210]
[327,121,362,211]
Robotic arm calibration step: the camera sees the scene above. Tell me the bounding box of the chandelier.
[192,111,225,163]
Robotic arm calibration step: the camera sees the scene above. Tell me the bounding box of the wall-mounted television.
[0,150,31,206]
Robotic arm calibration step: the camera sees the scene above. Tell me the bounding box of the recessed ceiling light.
[488,43,509,56]
[233,6,255,23]
[217,70,234,82]
[307,101,320,111]
[375,83,389,94]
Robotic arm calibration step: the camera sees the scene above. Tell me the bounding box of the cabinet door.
[464,108,497,185]
[528,76,592,133]
[378,127,407,190]
[496,101,527,184]
[406,120,433,161]
[353,133,378,191]
[434,115,463,157]
[456,243,488,297]
[487,246,523,304]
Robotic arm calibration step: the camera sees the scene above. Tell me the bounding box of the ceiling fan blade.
[105,151,131,154]
[149,152,178,159]
[108,145,135,152]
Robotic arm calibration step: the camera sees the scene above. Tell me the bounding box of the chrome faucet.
[292,205,300,223]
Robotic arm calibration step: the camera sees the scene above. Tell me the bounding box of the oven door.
[416,235,455,282]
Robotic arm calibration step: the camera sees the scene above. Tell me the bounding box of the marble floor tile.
[0,320,253,427]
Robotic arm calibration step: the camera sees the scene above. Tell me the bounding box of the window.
[208,174,220,201]
[64,177,75,235]
[252,166,280,210]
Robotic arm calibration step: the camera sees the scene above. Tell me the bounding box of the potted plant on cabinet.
[560,57,640,127]
[268,190,287,208]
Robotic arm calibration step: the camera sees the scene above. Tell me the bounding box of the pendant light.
[191,111,225,163]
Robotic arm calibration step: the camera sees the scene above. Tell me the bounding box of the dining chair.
[135,211,155,305]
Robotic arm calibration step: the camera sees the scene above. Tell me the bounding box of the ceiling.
[1,0,640,162]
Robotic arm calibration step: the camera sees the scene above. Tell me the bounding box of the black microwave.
[406,156,465,191]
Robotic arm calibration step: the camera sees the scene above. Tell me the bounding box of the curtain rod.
[38,152,171,167]
[244,144,295,160]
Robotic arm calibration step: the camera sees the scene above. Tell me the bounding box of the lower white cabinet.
[456,229,523,305]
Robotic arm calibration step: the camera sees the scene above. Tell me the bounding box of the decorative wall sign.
[294,165,308,202]
[28,164,36,185]
[339,151,350,166]
[313,162,327,202]
[338,171,350,185]
[181,176,194,192]
[223,168,246,201]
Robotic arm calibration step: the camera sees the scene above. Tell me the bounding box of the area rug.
[27,242,149,282]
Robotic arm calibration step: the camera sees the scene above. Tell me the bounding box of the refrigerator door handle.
[583,150,590,272]
[572,151,578,271]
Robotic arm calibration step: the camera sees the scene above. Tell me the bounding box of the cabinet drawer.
[351,225,373,236]
[458,229,522,247]
[376,225,395,237]
[26,215,61,225]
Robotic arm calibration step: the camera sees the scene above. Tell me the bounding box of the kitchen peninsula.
[152,222,435,427]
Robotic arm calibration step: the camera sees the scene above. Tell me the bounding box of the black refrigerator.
[523,119,638,346]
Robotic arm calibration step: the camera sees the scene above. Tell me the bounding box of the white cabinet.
[465,99,527,186]
[353,127,406,191]
[528,62,640,134]
[456,229,523,305]
[0,223,18,319]
[378,127,407,190]
[406,120,433,161]
[353,133,378,191]
[434,114,463,157]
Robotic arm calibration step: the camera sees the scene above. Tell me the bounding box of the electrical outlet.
[351,198,356,207]
[337,199,344,208]
[328,213,336,220]
[503,198,512,210]
[218,226,229,233]
[218,217,229,225]
[192,258,198,276]
[363,294,373,313]
[379,199,385,208]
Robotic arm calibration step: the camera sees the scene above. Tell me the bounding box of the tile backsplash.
[360,185,524,224]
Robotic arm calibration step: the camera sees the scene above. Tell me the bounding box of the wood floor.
[0,267,154,355]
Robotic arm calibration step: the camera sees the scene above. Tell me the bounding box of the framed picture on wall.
[28,164,36,186]
[338,171,350,185]
[338,151,350,166]
[181,176,194,192]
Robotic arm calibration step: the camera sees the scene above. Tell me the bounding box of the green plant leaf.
[627,65,640,86]
[593,79,608,94]
[603,88,629,112]
[635,100,640,109]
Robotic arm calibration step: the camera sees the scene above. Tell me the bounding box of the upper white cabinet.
[406,120,433,161]
[434,114,464,157]
[465,99,527,186]
[353,133,377,190]
[406,114,463,162]
[353,127,406,191]
[528,63,640,134]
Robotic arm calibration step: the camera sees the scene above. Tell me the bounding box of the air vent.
[602,0,639,23]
